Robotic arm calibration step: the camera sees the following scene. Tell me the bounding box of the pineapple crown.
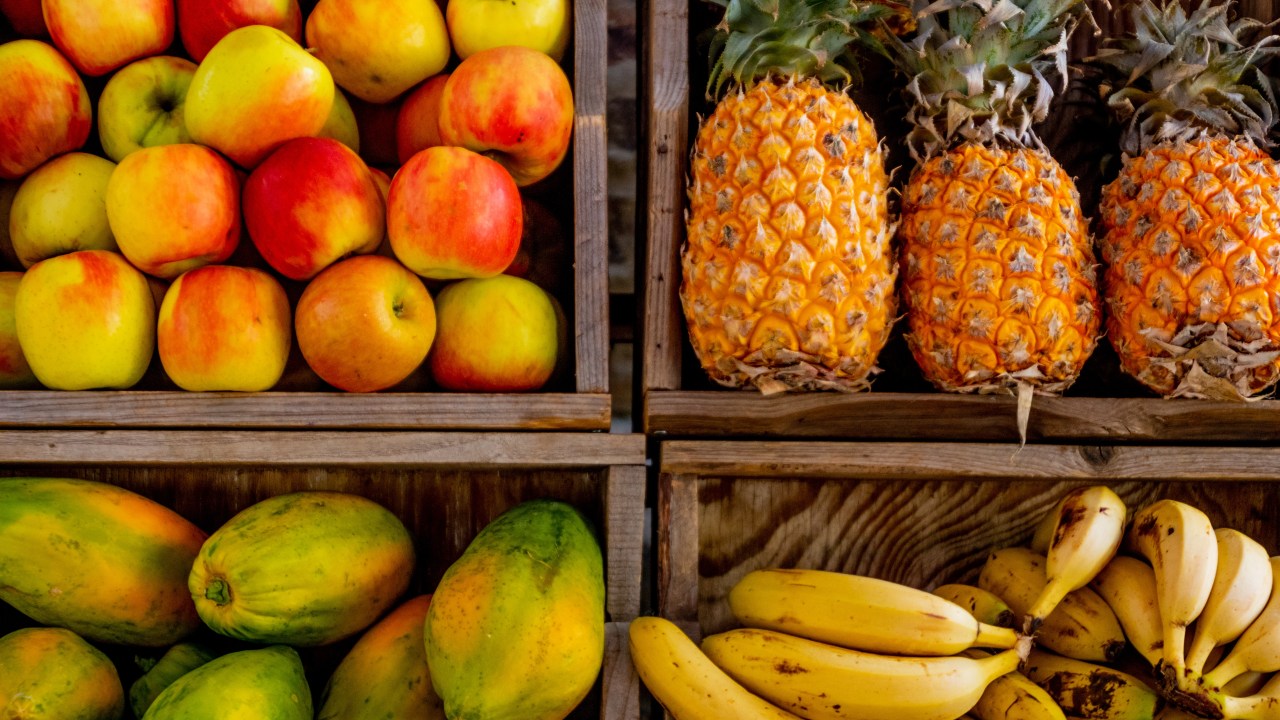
[886,0,1099,161]
[705,0,914,99]
[1087,0,1279,156]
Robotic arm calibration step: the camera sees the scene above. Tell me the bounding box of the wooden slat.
[646,391,1280,443]
[0,430,646,468]
[658,472,701,625]
[601,621,642,720]
[573,0,609,394]
[0,392,612,430]
[605,465,647,622]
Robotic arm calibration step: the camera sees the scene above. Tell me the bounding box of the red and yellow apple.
[244,136,383,281]
[0,271,36,388]
[306,0,449,104]
[395,74,448,165]
[106,143,241,279]
[0,0,46,36]
[295,254,435,392]
[319,88,360,153]
[15,249,155,389]
[177,0,302,62]
[429,275,557,391]
[158,265,291,391]
[0,40,91,180]
[185,25,334,168]
[9,152,117,268]
[43,0,173,76]
[447,0,570,62]
[388,146,521,280]
[97,55,197,162]
[438,46,574,186]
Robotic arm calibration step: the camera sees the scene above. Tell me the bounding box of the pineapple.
[890,0,1102,418]
[1092,1,1280,400]
[681,0,909,393]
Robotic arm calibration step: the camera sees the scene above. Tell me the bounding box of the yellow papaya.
[189,491,414,646]
[0,627,124,720]
[318,595,445,720]
[129,642,218,719]
[142,645,311,720]
[424,499,604,720]
[0,477,206,646]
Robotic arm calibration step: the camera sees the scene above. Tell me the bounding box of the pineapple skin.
[900,143,1100,392]
[1099,135,1280,398]
[681,77,896,392]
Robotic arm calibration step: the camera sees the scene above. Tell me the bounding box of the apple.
[0,40,91,180]
[447,0,570,62]
[295,254,435,392]
[185,25,334,168]
[306,0,449,104]
[395,74,448,165]
[9,152,118,268]
[158,265,291,391]
[429,275,557,391]
[0,272,36,388]
[319,88,360,153]
[43,0,173,76]
[439,46,574,186]
[505,198,569,295]
[388,146,521,280]
[97,56,197,162]
[244,136,383,281]
[0,181,20,268]
[177,0,302,62]
[15,249,155,390]
[106,143,241,279]
[0,0,46,36]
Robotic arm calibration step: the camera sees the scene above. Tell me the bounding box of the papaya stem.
[205,578,232,605]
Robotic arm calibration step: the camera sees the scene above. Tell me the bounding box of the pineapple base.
[1137,322,1280,402]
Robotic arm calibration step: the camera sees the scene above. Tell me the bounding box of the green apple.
[97,55,197,162]
[319,87,359,154]
[9,152,117,267]
[0,271,37,388]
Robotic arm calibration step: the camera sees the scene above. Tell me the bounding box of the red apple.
[438,46,573,186]
[0,271,36,388]
[396,74,448,165]
[177,0,302,62]
[387,146,521,280]
[43,0,174,76]
[295,254,435,392]
[105,143,241,279]
[429,275,557,391]
[0,40,91,180]
[0,0,46,36]
[244,136,383,281]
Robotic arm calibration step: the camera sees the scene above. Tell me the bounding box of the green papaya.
[142,645,311,720]
[188,491,414,646]
[0,627,124,720]
[424,499,604,720]
[129,642,218,719]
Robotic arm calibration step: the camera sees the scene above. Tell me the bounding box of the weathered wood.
[574,0,610,395]
[658,473,701,625]
[606,465,648,622]
[602,621,643,720]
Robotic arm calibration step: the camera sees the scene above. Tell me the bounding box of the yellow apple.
[15,249,155,389]
[319,87,360,154]
[306,0,450,103]
[446,0,569,62]
[0,271,36,388]
[97,55,197,162]
[429,275,557,391]
[9,152,117,268]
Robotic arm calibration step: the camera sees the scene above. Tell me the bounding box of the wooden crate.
[641,0,1280,442]
[0,430,645,720]
[0,0,610,432]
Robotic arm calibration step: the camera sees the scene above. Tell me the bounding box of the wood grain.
[574,0,610,395]
[606,465,648,621]
[658,473,701,625]
[602,621,643,720]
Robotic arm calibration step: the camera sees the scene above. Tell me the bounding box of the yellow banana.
[933,584,1018,629]
[1126,499,1218,686]
[963,650,1066,720]
[1023,649,1162,720]
[1220,671,1280,719]
[978,547,1126,662]
[1223,670,1271,697]
[1030,495,1068,554]
[1201,557,1280,692]
[700,628,1021,720]
[1025,486,1128,634]
[1089,555,1164,667]
[627,616,800,720]
[1184,529,1273,678]
[728,569,1019,656]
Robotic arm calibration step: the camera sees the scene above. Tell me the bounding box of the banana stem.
[1024,580,1070,634]
[974,623,1019,651]
[1203,653,1248,692]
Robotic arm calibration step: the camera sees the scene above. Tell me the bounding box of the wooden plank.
[574,0,609,395]
[605,465,647,622]
[0,430,646,468]
[0,392,612,430]
[658,472,701,627]
[646,391,1280,443]
[601,621,642,720]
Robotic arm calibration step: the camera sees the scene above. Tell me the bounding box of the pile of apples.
[0,0,574,393]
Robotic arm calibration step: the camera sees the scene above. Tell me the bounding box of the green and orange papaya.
[189,491,415,646]
[0,627,125,720]
[142,645,311,720]
[0,477,206,646]
[129,642,218,719]
[424,499,605,720]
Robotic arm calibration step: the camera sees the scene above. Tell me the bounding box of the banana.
[933,584,1017,629]
[1089,555,1164,667]
[1025,486,1128,634]
[978,547,1126,662]
[1126,499,1218,687]
[1223,670,1271,697]
[1220,671,1280,719]
[1184,529,1273,678]
[1201,557,1280,692]
[963,650,1066,720]
[1023,649,1162,720]
[728,569,1019,656]
[1030,495,1068,554]
[700,627,1021,720]
[627,616,800,720]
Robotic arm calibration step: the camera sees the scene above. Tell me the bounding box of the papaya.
[318,595,445,720]
[129,642,218,719]
[424,499,604,720]
[142,645,311,720]
[0,626,124,720]
[189,491,415,646]
[0,477,206,646]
